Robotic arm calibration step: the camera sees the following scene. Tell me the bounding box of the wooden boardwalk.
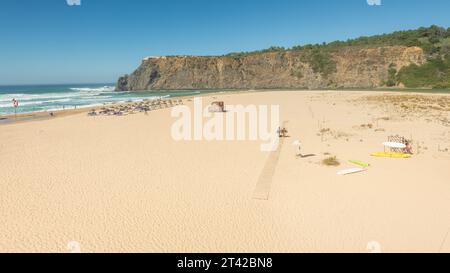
[252,121,287,200]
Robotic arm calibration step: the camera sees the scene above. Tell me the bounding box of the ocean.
[0,84,213,116]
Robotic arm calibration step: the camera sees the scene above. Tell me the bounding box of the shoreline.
[0,90,235,125]
[1,88,449,126]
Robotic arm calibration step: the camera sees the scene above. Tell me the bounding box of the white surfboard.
[337,167,366,176]
[383,142,406,149]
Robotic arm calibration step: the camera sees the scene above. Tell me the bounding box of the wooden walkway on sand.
[252,121,287,200]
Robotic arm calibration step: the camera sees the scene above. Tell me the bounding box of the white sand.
[0,90,449,253]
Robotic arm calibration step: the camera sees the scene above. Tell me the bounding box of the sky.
[0,0,449,85]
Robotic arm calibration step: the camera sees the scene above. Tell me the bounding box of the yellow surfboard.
[370,152,411,158]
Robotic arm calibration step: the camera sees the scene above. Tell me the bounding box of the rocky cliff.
[116,46,425,91]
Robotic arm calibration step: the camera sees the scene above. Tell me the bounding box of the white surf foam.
[69,86,115,92]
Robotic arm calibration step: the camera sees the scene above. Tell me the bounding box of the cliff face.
[116,46,425,91]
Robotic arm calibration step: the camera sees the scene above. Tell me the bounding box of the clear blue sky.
[1,0,449,85]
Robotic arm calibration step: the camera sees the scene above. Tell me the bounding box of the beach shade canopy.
[209,101,225,113]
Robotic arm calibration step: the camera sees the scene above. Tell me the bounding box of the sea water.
[0,84,213,116]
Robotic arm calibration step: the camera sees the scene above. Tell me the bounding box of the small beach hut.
[209,101,225,113]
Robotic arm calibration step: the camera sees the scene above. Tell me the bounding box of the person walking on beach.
[296,141,302,157]
[277,127,289,138]
[293,140,303,157]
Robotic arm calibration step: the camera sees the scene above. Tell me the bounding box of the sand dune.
[0,90,449,253]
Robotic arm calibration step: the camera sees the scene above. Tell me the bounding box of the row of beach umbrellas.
[88,99,183,116]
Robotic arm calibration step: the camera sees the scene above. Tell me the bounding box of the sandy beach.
[1,90,449,253]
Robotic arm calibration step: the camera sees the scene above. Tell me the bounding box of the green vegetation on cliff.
[306,48,336,77]
[385,63,398,87]
[397,55,450,89]
[226,25,450,88]
[226,25,450,57]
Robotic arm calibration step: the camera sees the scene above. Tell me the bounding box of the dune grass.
[322,156,340,166]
